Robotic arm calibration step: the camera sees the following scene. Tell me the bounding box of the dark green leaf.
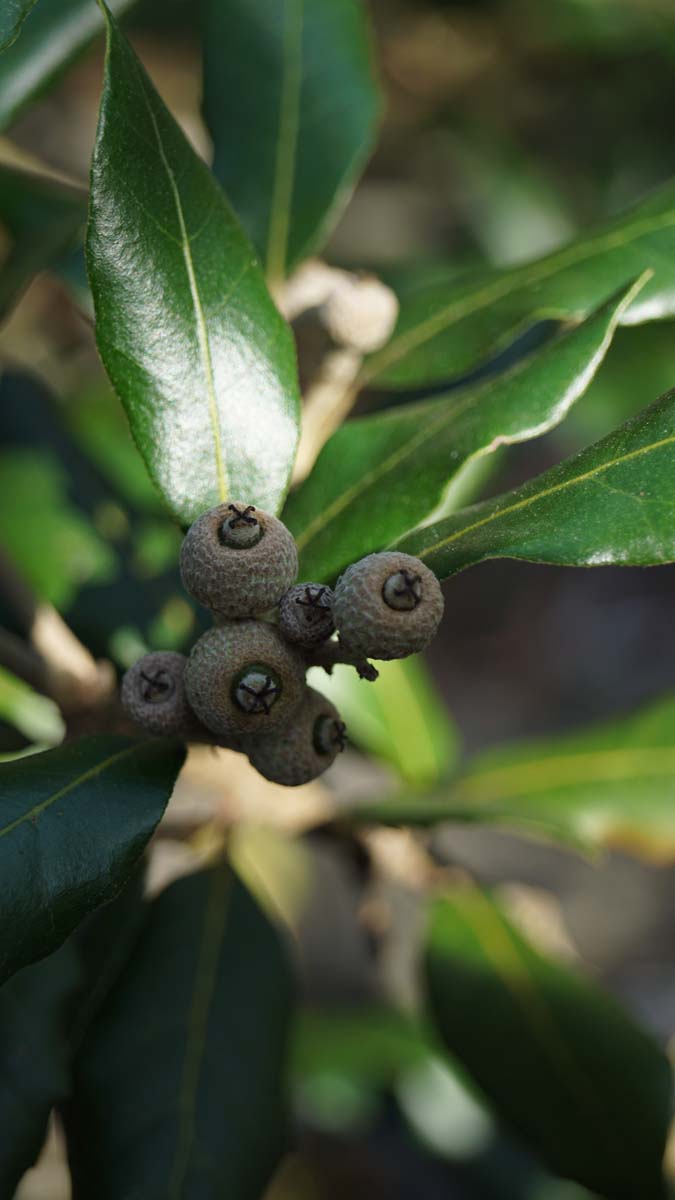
[0,163,85,322]
[396,387,675,579]
[87,4,300,524]
[286,280,644,583]
[360,179,675,390]
[65,865,293,1200]
[426,887,672,1199]
[0,0,137,132]
[0,0,39,53]
[202,0,381,282]
[346,694,675,860]
[0,736,185,985]
[0,942,81,1194]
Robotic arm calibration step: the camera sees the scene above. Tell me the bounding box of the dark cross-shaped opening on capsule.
[393,570,422,605]
[332,721,347,752]
[227,503,258,527]
[296,585,330,622]
[238,675,280,715]
[139,668,173,702]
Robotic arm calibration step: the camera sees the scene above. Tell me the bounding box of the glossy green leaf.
[0,449,117,608]
[308,655,458,786]
[0,0,137,132]
[360,179,675,390]
[202,0,381,282]
[396,387,675,579]
[425,887,672,1199]
[347,694,675,859]
[0,942,81,1194]
[0,0,39,52]
[0,736,185,985]
[65,865,293,1200]
[0,163,85,322]
[286,280,645,584]
[87,5,300,525]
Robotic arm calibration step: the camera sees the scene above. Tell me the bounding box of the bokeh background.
[3,0,675,1196]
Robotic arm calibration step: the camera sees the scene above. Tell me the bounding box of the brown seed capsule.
[333,551,444,661]
[278,583,335,648]
[121,651,205,739]
[179,501,298,618]
[248,686,346,787]
[184,621,306,737]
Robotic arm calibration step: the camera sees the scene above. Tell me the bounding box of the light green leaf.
[202,0,381,282]
[0,666,64,744]
[360,179,675,390]
[396,387,675,579]
[87,4,300,524]
[0,736,185,985]
[0,163,85,322]
[308,655,457,786]
[0,449,117,609]
[65,865,293,1200]
[350,695,675,862]
[285,279,646,584]
[0,0,137,132]
[426,887,672,1199]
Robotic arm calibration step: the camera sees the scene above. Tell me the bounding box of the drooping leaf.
[0,941,81,1194]
[359,179,675,390]
[0,0,138,132]
[285,279,645,583]
[64,865,294,1200]
[0,163,85,322]
[308,655,458,786]
[0,736,185,985]
[425,887,672,1199]
[202,0,381,282]
[0,448,117,608]
[395,387,675,579]
[87,4,300,525]
[346,694,675,860]
[0,0,39,53]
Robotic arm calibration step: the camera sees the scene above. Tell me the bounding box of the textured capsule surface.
[333,552,444,660]
[184,622,306,736]
[179,501,298,618]
[278,583,335,648]
[121,651,204,738]
[248,687,346,787]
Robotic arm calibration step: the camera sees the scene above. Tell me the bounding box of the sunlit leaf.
[87,4,300,524]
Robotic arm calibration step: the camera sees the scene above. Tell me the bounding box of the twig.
[305,639,379,682]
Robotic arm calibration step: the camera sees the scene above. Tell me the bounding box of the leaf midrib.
[361,205,675,383]
[127,40,228,502]
[412,432,675,565]
[0,744,138,840]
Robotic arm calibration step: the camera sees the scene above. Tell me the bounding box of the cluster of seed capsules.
[121,501,444,787]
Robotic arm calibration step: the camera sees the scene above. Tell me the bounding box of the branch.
[305,639,379,682]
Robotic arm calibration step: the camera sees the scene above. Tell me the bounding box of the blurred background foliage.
[4,0,675,1197]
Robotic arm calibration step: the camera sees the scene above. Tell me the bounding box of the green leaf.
[285,279,645,584]
[360,179,675,390]
[87,4,300,525]
[351,694,675,861]
[202,0,381,282]
[396,386,675,579]
[0,448,117,608]
[0,942,81,1194]
[0,0,137,132]
[0,0,39,53]
[308,655,457,786]
[64,865,293,1200]
[0,163,85,322]
[425,887,673,1199]
[0,665,64,745]
[0,736,185,985]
